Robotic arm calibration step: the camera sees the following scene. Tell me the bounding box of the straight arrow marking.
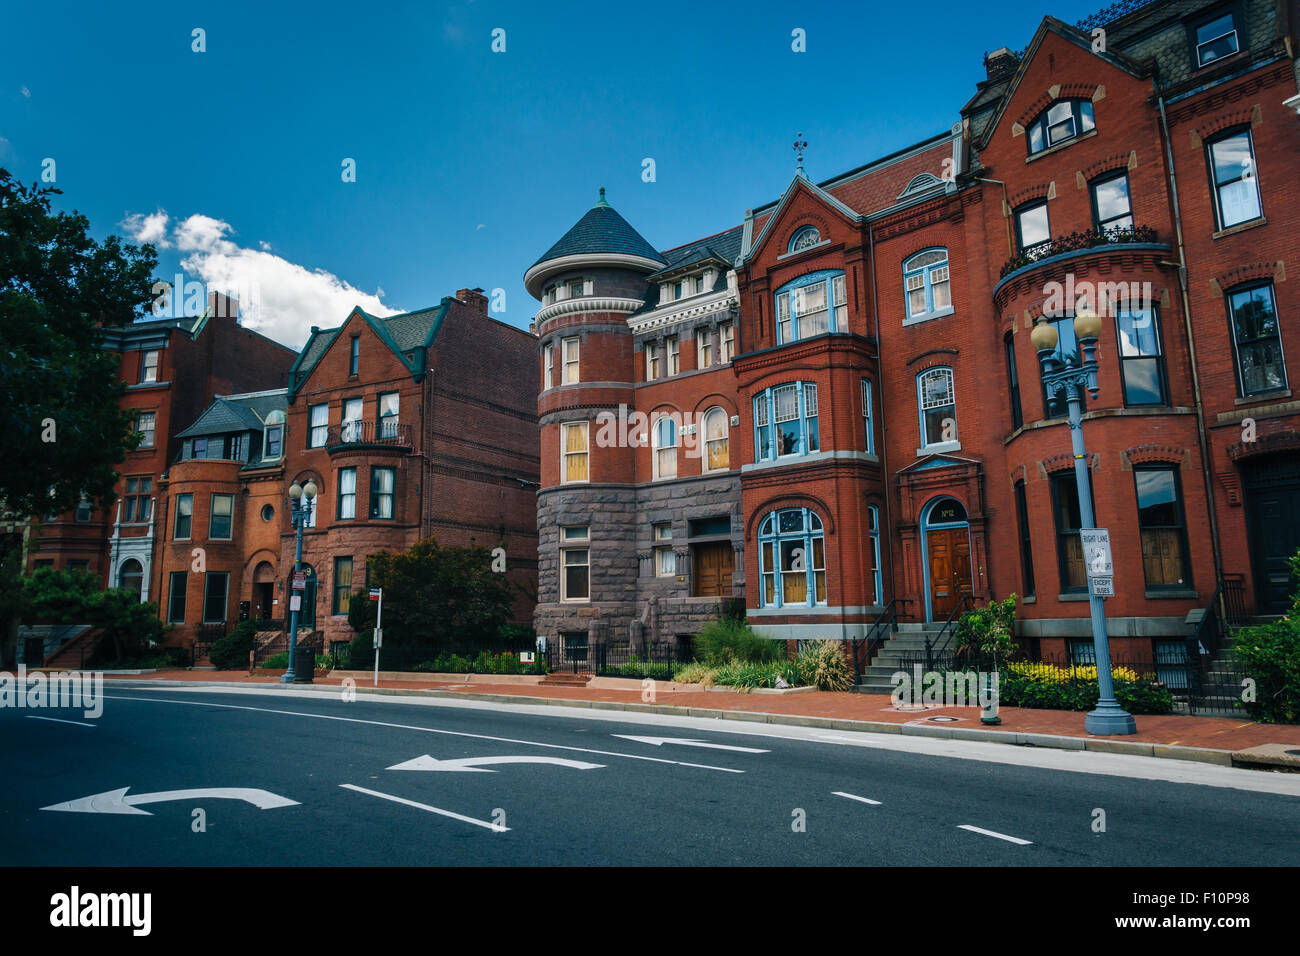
[341,784,508,831]
[388,755,603,772]
[41,787,300,815]
[612,735,770,754]
[832,791,882,805]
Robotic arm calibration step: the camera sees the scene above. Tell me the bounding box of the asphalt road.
[2,684,1297,866]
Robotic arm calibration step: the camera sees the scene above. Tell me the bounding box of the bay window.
[774,271,846,344]
[757,508,826,608]
[753,382,819,462]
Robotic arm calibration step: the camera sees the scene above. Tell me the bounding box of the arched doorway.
[920,496,973,621]
[118,559,144,601]
[253,561,276,622]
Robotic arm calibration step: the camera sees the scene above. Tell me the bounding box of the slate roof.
[531,191,666,269]
[654,226,744,275]
[381,306,443,351]
[176,390,287,438]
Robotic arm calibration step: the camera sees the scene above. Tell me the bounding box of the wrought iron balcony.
[999,225,1159,279]
[326,420,413,449]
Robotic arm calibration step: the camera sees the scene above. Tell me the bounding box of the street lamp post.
[281,479,317,684]
[1031,310,1137,736]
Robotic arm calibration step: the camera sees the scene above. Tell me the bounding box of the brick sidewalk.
[99,669,1300,753]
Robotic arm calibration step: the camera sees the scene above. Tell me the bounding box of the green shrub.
[796,640,853,692]
[258,652,290,669]
[954,594,1020,661]
[672,661,716,685]
[208,620,258,670]
[1233,616,1300,724]
[694,617,782,665]
[992,667,1173,714]
[613,659,673,680]
[711,659,802,691]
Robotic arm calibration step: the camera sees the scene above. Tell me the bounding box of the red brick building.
[529,0,1300,671]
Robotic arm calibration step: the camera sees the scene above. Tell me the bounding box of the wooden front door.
[693,542,734,597]
[927,527,972,620]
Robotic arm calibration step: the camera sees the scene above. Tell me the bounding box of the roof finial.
[793,132,808,177]
[595,186,609,207]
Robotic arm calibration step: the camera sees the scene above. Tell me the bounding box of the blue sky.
[1,0,1105,347]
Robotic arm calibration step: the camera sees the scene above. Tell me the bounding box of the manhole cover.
[928,716,961,723]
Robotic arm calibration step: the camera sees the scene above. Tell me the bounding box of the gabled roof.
[176,389,287,438]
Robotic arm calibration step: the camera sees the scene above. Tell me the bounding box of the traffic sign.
[292,571,306,590]
[369,588,382,601]
[1080,529,1113,578]
[373,627,383,649]
[1090,576,1114,597]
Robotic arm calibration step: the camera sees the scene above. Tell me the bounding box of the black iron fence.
[540,637,689,679]
[333,640,541,674]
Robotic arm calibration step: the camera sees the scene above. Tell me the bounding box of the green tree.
[24,566,166,662]
[346,538,514,650]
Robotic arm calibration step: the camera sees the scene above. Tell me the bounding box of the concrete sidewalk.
[94,668,1300,769]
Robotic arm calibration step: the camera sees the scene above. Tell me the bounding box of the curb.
[103,677,1241,767]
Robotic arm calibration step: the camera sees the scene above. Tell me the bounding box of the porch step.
[539,672,592,687]
[42,627,104,670]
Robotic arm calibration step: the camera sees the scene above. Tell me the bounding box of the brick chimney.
[208,291,240,322]
[984,47,1019,81]
[456,287,489,315]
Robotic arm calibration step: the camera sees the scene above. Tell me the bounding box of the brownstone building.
[528,0,1300,684]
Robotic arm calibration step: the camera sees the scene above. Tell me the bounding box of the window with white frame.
[774,271,846,344]
[918,367,957,449]
[309,404,328,447]
[719,322,735,362]
[753,382,819,462]
[903,249,951,320]
[560,525,590,601]
[653,523,675,576]
[646,342,661,381]
[696,328,714,368]
[562,337,580,383]
[543,343,554,389]
[1207,128,1262,230]
[140,350,159,383]
[561,422,589,483]
[377,393,399,439]
[1027,99,1095,155]
[861,379,874,454]
[652,415,678,480]
[757,508,826,608]
[1194,11,1238,68]
[667,335,679,375]
[136,411,156,448]
[337,467,356,519]
[703,406,729,471]
[788,226,821,253]
[868,505,883,605]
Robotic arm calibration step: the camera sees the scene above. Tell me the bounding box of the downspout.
[973,177,1014,260]
[1156,84,1224,586]
[867,222,898,606]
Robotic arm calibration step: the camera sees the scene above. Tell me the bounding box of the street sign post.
[370,588,383,687]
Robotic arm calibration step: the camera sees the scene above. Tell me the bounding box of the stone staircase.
[41,627,104,670]
[853,622,953,695]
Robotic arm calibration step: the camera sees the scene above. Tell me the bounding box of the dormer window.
[1194,12,1238,68]
[568,279,584,299]
[674,280,684,299]
[789,226,821,253]
[694,274,705,295]
[1027,99,1094,155]
[263,411,285,460]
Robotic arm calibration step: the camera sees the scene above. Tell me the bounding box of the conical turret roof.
[525,189,666,297]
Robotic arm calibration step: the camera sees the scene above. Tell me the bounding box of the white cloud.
[121,209,171,247]
[123,209,399,348]
[20,86,30,98]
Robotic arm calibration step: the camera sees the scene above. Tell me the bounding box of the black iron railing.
[999,225,1159,278]
[924,594,975,670]
[326,420,412,448]
[852,598,914,683]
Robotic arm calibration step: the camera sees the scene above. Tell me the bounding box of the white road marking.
[99,694,742,773]
[957,824,1032,845]
[102,686,1300,799]
[340,784,508,831]
[612,735,769,753]
[389,754,603,772]
[42,787,300,815]
[832,791,882,805]
[25,715,96,728]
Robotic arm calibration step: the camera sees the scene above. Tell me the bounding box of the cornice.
[627,292,738,334]
[534,296,646,326]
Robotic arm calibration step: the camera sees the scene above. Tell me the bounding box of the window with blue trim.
[788,226,821,253]
[758,508,826,608]
[903,250,951,320]
[861,379,874,454]
[754,382,819,462]
[917,367,957,448]
[774,271,846,344]
[868,505,882,605]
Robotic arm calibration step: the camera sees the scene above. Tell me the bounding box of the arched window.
[753,382,819,462]
[118,559,144,601]
[917,367,957,449]
[1028,99,1095,155]
[702,407,729,471]
[774,270,846,344]
[758,508,826,608]
[788,225,821,253]
[903,249,951,321]
[653,415,678,480]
